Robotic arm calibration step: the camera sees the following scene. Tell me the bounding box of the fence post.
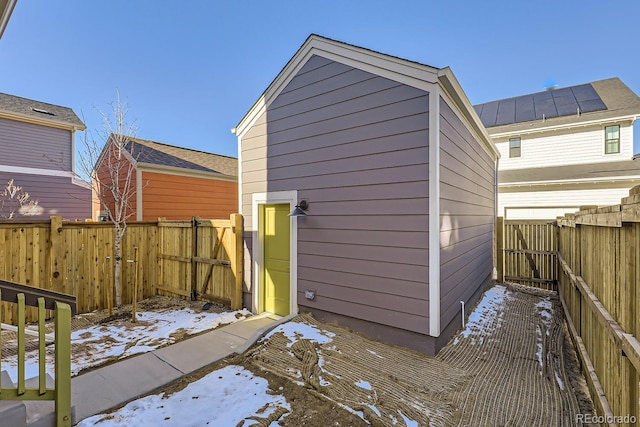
[231,213,243,310]
[49,216,64,294]
[496,216,504,282]
[191,216,199,300]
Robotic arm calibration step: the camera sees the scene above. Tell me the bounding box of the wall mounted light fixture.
[289,200,309,217]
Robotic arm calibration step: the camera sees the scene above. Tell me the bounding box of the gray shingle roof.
[0,92,85,129]
[124,136,237,177]
[499,158,640,184]
[476,78,640,135]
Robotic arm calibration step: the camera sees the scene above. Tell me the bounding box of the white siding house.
[475,78,640,219]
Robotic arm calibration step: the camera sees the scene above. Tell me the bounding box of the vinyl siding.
[438,98,495,331]
[499,184,635,219]
[241,54,431,334]
[496,123,634,170]
[0,117,73,170]
[0,172,91,220]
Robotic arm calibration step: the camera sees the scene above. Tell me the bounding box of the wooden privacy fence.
[556,188,640,423]
[0,214,243,324]
[496,218,557,290]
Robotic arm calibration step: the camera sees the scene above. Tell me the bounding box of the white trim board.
[251,191,299,317]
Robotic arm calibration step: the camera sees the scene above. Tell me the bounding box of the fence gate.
[498,219,558,291]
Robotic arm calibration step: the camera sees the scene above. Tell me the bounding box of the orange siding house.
[94,135,237,221]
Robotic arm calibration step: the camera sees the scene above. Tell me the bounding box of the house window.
[605,125,620,154]
[509,137,521,158]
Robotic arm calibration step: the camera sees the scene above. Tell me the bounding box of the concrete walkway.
[26,312,291,427]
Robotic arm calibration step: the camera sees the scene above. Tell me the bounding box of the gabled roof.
[476,78,640,135]
[499,158,640,186]
[123,136,237,178]
[0,92,86,130]
[233,34,498,158]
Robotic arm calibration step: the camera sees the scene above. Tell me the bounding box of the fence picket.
[0,214,243,322]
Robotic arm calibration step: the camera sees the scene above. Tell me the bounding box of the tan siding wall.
[0,117,73,170]
[256,55,431,334]
[141,171,237,220]
[439,98,496,329]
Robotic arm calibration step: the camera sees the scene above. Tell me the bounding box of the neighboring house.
[233,34,500,354]
[94,135,238,221]
[0,92,91,220]
[474,78,640,219]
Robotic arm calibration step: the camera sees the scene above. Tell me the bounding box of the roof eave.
[137,162,237,182]
[437,68,500,159]
[487,113,640,138]
[234,34,442,138]
[0,109,86,131]
[0,0,17,40]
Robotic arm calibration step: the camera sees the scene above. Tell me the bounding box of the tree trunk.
[114,225,123,313]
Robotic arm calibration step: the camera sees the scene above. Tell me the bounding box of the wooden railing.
[0,279,75,427]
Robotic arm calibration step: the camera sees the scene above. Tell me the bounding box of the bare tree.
[77,91,139,313]
[0,179,43,219]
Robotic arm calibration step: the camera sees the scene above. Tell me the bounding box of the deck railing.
[0,279,75,427]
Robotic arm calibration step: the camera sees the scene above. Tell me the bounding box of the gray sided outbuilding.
[234,35,499,354]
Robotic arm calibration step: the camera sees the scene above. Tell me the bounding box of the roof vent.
[31,107,56,116]
[544,85,558,91]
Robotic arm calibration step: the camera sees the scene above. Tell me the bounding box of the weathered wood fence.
[556,189,640,423]
[496,218,557,290]
[0,214,243,324]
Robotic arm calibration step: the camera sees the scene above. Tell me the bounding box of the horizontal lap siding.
[141,171,237,220]
[439,98,496,329]
[240,112,268,298]
[0,118,73,170]
[266,55,431,334]
[0,172,90,220]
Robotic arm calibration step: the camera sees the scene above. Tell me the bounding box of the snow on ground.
[77,365,290,427]
[1,307,251,382]
[453,284,511,345]
[262,320,336,347]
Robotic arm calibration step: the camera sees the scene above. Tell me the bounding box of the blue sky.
[1,0,639,158]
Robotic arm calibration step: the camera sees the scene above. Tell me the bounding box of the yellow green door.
[262,204,290,315]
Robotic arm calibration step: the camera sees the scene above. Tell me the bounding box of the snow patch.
[355,380,372,390]
[454,285,511,345]
[77,365,290,426]
[263,321,335,347]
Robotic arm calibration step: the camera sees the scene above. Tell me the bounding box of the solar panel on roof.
[572,84,600,102]
[474,82,608,127]
[495,98,516,126]
[515,96,536,122]
[479,101,499,127]
[534,97,558,120]
[578,98,607,113]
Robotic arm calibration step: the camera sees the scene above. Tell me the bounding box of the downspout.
[428,86,441,337]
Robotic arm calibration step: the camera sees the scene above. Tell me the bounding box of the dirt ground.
[5,287,595,426]
[134,284,595,426]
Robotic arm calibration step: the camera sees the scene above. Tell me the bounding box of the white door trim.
[251,190,299,316]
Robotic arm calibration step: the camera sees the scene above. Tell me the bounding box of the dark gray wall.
[263,55,431,334]
[0,117,73,170]
[0,172,91,220]
[438,98,495,331]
